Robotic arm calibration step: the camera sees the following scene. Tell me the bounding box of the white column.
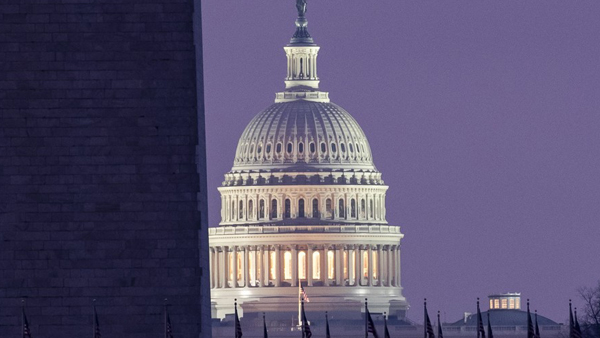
[390,245,397,287]
[233,246,238,288]
[368,245,373,286]
[263,246,269,287]
[377,245,382,287]
[292,246,298,287]
[355,245,361,286]
[323,245,329,287]
[243,246,249,288]
[396,245,401,288]
[275,245,281,287]
[307,246,313,286]
[252,246,258,287]
[335,246,342,286]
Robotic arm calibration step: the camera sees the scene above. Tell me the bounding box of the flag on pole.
[301,297,312,338]
[384,312,391,338]
[574,308,582,338]
[437,311,444,338]
[94,304,101,338]
[424,299,435,338]
[476,299,485,338]
[263,313,268,338]
[235,299,243,338]
[527,300,535,338]
[366,299,379,338]
[165,304,174,338]
[486,312,493,338]
[326,312,331,338]
[300,286,310,303]
[22,306,32,338]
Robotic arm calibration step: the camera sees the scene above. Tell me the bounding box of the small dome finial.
[290,0,314,46]
[296,0,307,18]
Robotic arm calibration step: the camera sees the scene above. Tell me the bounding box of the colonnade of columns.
[209,244,401,290]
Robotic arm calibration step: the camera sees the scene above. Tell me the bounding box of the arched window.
[351,199,356,218]
[266,144,272,154]
[259,200,265,219]
[298,142,304,154]
[287,143,293,153]
[328,250,335,280]
[312,198,319,218]
[248,200,254,219]
[361,199,366,218]
[310,143,316,154]
[284,251,292,280]
[326,199,333,219]
[331,143,337,153]
[298,199,305,218]
[321,142,327,153]
[271,199,278,219]
[257,144,262,154]
[349,143,354,153]
[298,251,306,279]
[312,251,321,279]
[339,199,345,218]
[340,143,346,153]
[239,200,244,219]
[284,199,291,218]
[276,143,282,154]
[369,199,374,219]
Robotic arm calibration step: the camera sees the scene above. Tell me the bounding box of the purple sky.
[201,1,600,323]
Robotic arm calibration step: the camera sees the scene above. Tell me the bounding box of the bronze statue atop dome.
[296,0,307,17]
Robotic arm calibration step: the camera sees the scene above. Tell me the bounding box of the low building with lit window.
[208,2,409,322]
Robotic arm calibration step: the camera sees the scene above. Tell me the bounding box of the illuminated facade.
[208,4,408,319]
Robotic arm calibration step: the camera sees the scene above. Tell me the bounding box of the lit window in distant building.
[284,251,292,280]
[351,250,357,281]
[490,299,494,309]
[313,251,321,279]
[298,251,306,279]
[228,252,234,282]
[237,251,243,283]
[249,250,255,285]
[327,250,335,279]
[501,299,508,309]
[494,299,500,309]
[516,298,520,309]
[509,298,515,309]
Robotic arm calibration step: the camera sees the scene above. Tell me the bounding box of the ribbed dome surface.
[231,100,376,172]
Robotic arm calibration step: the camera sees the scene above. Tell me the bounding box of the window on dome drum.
[239,201,244,219]
[310,142,315,153]
[269,250,276,280]
[331,143,337,153]
[287,143,293,153]
[361,199,366,218]
[298,251,306,279]
[339,199,345,218]
[340,143,346,153]
[320,142,327,153]
[250,144,255,154]
[259,200,265,219]
[325,199,333,219]
[266,144,271,154]
[257,144,262,154]
[248,200,254,219]
[312,199,319,218]
[271,199,278,219]
[231,201,235,220]
[351,199,356,218]
[298,199,305,218]
[298,142,304,153]
[284,199,291,218]
[328,250,335,280]
[349,143,354,153]
[362,251,369,280]
[369,200,374,219]
[312,251,321,279]
[284,251,292,280]
[276,143,282,154]
[356,143,361,153]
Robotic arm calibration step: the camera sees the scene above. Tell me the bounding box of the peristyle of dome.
[208,3,408,321]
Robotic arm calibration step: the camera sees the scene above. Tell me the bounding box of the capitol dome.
[232,100,376,172]
[209,2,408,321]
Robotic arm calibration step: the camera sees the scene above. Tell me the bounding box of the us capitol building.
[208,1,409,321]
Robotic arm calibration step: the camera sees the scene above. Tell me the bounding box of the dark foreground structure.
[0,1,210,337]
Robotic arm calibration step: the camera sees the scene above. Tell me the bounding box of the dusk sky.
[201,1,600,323]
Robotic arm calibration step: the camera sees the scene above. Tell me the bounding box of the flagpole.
[164,298,168,338]
[93,299,96,338]
[424,299,427,338]
[298,279,301,327]
[21,299,25,338]
[365,298,368,338]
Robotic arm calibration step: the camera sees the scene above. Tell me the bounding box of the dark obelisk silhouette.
[0,1,211,337]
